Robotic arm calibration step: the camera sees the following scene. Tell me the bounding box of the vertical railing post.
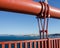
[20,42,22,48]
[48,38,50,48]
[55,40,57,48]
[57,39,59,48]
[15,42,17,48]
[38,41,40,48]
[58,40,59,48]
[25,42,27,48]
[59,39,60,48]
[42,41,43,48]
[30,42,32,48]
[2,43,5,48]
[52,40,53,48]
[54,40,56,48]
[34,41,36,48]
[45,41,47,48]
[8,43,11,48]
[56,39,58,48]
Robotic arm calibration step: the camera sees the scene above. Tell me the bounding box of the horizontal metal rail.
[0,38,60,48]
[0,0,60,19]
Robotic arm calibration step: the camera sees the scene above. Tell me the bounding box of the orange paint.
[0,0,60,19]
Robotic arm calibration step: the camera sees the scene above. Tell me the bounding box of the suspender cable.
[37,0,50,39]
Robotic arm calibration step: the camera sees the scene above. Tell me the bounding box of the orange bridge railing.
[0,38,60,48]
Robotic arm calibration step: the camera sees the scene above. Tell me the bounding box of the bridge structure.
[0,0,60,48]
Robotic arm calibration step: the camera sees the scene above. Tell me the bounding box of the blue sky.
[0,0,60,35]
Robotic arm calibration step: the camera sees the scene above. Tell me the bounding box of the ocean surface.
[0,34,60,41]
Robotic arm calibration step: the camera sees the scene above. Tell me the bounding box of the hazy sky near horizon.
[0,0,60,35]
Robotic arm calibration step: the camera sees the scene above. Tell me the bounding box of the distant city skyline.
[0,0,60,35]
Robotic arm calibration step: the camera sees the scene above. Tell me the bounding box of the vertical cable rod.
[37,0,50,39]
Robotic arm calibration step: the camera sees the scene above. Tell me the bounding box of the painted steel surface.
[0,0,60,19]
[0,38,60,48]
[0,0,41,15]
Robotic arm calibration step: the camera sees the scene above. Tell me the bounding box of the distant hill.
[0,33,60,41]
